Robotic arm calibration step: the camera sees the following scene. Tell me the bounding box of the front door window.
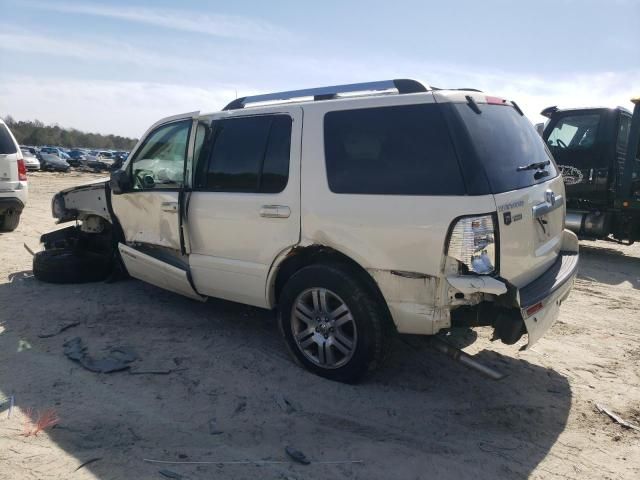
[130,120,191,190]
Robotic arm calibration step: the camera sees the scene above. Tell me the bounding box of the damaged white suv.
[35,79,579,382]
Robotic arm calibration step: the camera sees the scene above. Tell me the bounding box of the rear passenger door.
[187,107,302,307]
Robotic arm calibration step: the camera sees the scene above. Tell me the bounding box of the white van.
[35,79,578,382]
[0,119,28,231]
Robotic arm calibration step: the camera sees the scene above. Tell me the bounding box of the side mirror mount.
[110,169,132,195]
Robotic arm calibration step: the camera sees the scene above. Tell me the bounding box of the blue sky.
[0,0,638,138]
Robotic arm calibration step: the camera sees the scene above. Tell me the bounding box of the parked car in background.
[20,145,38,155]
[20,147,41,170]
[35,79,579,382]
[38,153,70,172]
[67,149,88,167]
[0,118,28,231]
[40,147,72,162]
[85,151,115,170]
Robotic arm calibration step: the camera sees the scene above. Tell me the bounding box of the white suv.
[0,118,28,231]
[35,79,578,382]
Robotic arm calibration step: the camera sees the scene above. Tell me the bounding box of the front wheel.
[278,264,393,383]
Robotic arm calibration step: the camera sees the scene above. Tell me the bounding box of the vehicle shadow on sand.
[577,242,640,289]
[0,273,571,480]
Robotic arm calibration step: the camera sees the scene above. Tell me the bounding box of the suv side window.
[617,115,631,151]
[324,104,465,195]
[130,120,191,190]
[0,124,17,154]
[195,115,291,193]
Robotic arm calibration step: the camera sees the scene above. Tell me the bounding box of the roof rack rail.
[223,78,429,110]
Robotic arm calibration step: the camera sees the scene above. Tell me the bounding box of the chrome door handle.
[259,205,291,218]
[161,201,179,213]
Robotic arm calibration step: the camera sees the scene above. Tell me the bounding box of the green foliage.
[2,115,138,150]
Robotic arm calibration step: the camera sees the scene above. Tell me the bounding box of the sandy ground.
[0,172,639,480]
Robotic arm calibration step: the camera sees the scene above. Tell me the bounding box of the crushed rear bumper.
[518,231,579,347]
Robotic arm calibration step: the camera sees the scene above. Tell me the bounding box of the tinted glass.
[454,103,558,193]
[198,115,291,193]
[130,120,190,190]
[0,125,17,154]
[547,114,601,149]
[617,115,631,150]
[324,104,465,195]
[260,116,291,193]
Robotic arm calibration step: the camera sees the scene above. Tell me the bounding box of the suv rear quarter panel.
[299,95,496,333]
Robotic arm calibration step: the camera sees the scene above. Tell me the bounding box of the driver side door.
[111,112,204,300]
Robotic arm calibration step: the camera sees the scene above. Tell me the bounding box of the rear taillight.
[17,159,27,181]
[447,215,497,275]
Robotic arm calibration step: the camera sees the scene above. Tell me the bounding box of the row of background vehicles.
[19,145,129,172]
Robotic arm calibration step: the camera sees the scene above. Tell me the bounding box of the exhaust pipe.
[430,337,506,380]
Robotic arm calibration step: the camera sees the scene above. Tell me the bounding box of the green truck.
[541,96,640,244]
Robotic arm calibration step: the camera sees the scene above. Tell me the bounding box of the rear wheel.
[278,264,393,383]
[33,248,112,284]
[0,211,21,232]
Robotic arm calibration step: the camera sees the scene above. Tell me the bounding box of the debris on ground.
[38,321,81,338]
[22,407,59,437]
[207,418,224,435]
[74,457,102,472]
[285,446,310,465]
[596,404,640,432]
[63,337,138,373]
[159,469,184,479]
[275,394,296,414]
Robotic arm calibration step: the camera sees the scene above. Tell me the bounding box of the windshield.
[453,103,558,193]
[547,113,601,149]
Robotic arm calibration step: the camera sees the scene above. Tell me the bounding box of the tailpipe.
[430,337,506,380]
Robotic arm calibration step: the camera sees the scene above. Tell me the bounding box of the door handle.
[161,201,179,213]
[259,205,291,218]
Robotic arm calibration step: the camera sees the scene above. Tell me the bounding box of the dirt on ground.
[1,172,639,480]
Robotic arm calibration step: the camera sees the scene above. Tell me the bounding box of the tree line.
[2,116,138,150]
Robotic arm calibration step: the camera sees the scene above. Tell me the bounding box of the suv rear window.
[452,103,558,194]
[0,124,17,155]
[324,104,465,195]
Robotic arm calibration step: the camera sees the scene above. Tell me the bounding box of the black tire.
[33,248,112,284]
[0,211,21,232]
[278,263,394,383]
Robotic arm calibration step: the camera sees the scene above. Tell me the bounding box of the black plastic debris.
[285,446,310,465]
[158,469,183,479]
[63,337,138,373]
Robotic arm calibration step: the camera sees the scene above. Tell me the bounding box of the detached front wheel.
[278,264,393,383]
[33,248,112,284]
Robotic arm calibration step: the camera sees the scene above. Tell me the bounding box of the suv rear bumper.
[518,249,578,347]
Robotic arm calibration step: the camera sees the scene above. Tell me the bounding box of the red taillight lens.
[18,158,28,181]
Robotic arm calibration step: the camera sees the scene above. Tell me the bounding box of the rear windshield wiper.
[516,160,550,172]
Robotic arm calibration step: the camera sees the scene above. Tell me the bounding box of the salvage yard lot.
[1,172,639,480]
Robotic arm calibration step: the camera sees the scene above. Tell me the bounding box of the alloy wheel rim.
[290,288,357,369]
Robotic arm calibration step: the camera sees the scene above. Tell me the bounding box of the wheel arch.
[267,244,392,320]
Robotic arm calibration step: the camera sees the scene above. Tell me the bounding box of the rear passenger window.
[197,115,291,193]
[324,104,465,195]
[0,124,18,155]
